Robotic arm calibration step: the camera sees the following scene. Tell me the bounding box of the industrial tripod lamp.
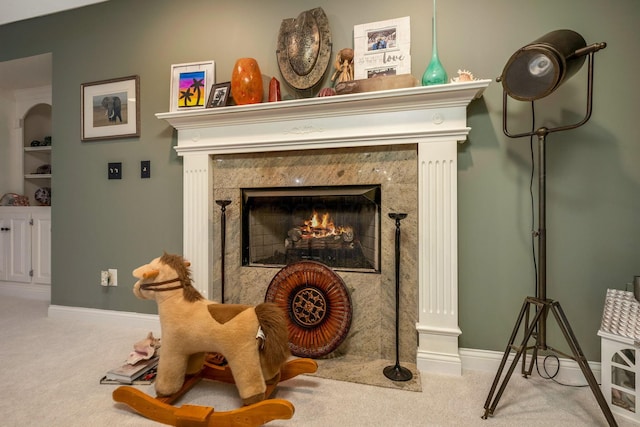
[481,30,616,426]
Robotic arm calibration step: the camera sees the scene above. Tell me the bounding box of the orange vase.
[231,58,263,105]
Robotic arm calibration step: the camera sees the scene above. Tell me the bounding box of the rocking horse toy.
[113,252,317,426]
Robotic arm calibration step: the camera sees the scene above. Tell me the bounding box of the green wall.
[0,0,638,361]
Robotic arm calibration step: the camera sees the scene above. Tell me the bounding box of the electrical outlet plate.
[108,268,117,286]
[100,269,118,286]
[100,270,109,286]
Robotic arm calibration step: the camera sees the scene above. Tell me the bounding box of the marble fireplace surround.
[157,80,490,376]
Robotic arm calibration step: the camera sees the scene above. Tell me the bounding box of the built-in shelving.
[22,104,51,206]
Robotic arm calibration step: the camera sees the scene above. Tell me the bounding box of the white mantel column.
[181,153,212,299]
[416,138,462,375]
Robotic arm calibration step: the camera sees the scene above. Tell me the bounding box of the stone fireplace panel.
[212,145,418,363]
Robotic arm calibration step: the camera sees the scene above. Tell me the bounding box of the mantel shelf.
[156,79,491,131]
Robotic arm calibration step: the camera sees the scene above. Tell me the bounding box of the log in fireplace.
[242,185,381,272]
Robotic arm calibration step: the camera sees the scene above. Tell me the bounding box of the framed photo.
[81,75,140,141]
[206,82,231,108]
[353,17,411,80]
[170,61,215,112]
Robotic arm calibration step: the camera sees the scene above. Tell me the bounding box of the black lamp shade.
[501,30,587,101]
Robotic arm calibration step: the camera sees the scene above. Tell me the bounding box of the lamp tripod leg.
[521,303,539,378]
[482,298,545,419]
[549,302,618,427]
[483,298,619,427]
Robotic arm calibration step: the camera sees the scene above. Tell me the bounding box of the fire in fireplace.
[242,185,381,272]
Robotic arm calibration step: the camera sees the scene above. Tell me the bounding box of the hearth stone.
[211,145,418,365]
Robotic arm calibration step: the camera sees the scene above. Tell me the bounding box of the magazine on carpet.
[101,356,159,385]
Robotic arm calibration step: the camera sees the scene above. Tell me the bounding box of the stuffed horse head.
[133,252,203,302]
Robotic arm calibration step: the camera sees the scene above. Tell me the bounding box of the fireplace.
[242,185,381,272]
[157,80,490,376]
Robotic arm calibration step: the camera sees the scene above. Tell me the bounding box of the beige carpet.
[0,292,634,427]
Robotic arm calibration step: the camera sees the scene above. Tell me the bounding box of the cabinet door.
[2,213,31,283]
[31,211,51,284]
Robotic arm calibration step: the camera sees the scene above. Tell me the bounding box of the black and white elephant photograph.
[92,91,128,127]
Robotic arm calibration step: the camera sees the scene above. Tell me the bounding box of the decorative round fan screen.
[265,261,352,358]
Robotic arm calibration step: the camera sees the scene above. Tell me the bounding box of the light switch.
[108,162,122,179]
[141,160,151,178]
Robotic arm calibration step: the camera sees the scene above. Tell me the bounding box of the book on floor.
[100,366,157,385]
[102,356,159,384]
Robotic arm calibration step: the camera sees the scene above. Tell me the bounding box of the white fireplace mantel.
[157,80,491,376]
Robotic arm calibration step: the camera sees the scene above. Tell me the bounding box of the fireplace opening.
[242,185,381,273]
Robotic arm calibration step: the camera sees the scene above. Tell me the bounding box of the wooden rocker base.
[113,357,318,427]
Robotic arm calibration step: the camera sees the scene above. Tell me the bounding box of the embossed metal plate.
[276,7,332,90]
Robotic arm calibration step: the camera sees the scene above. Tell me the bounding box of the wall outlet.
[100,269,118,286]
[100,270,109,286]
[108,268,117,286]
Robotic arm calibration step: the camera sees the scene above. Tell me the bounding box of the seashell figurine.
[450,69,477,83]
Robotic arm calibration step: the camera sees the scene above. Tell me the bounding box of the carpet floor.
[0,293,633,426]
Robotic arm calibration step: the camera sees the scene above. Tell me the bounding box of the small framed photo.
[170,61,215,112]
[81,75,140,141]
[206,82,231,108]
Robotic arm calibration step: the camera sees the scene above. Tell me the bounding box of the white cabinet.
[0,207,50,284]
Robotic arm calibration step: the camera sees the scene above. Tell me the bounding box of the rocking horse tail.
[254,303,290,381]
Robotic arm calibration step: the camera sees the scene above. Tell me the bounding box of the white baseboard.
[459,347,602,385]
[417,350,462,376]
[48,304,160,331]
[0,281,50,301]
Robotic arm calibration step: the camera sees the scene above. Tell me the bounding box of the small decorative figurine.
[268,77,281,102]
[331,48,354,85]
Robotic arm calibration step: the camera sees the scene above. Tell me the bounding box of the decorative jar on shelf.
[231,58,263,105]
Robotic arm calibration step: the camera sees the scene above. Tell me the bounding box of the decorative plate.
[276,7,332,90]
[265,260,352,358]
[34,187,51,206]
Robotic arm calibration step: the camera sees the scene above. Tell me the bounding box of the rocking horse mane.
[159,252,203,302]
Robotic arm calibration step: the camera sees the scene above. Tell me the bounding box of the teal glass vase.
[422,3,447,86]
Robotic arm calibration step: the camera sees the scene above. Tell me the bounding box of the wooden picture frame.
[81,75,140,141]
[170,61,215,112]
[206,82,231,108]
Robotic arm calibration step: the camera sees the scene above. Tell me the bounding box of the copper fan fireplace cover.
[265,261,352,358]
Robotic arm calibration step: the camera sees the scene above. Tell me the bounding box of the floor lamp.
[480,30,616,425]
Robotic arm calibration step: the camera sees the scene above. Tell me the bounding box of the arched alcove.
[23,103,52,206]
